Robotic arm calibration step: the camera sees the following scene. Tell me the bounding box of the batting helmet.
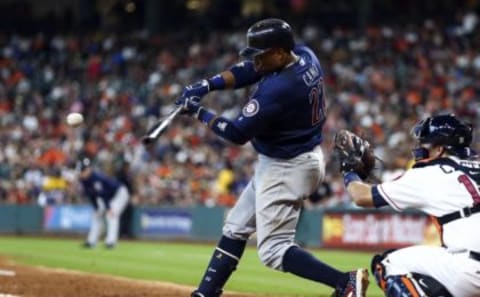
[411,114,475,159]
[239,18,295,59]
[77,157,92,171]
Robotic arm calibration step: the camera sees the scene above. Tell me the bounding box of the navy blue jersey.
[80,171,122,209]
[207,45,326,159]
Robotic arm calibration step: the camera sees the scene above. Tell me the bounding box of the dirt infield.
[0,257,256,297]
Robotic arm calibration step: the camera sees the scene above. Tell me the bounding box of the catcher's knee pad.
[385,275,427,297]
[410,273,453,297]
[371,250,397,290]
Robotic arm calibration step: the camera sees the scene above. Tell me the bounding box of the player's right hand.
[176,79,210,105]
[175,95,202,117]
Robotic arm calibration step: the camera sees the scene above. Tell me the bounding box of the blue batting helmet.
[77,157,92,171]
[239,18,295,59]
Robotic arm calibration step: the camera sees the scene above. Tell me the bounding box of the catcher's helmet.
[412,114,475,159]
[239,18,295,59]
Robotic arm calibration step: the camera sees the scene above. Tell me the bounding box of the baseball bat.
[142,105,183,145]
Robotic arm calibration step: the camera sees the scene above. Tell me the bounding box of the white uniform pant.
[383,245,480,297]
[87,186,129,245]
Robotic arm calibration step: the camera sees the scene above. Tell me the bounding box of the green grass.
[0,236,383,296]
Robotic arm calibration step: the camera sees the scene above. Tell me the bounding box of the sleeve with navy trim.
[371,186,388,208]
[373,161,480,219]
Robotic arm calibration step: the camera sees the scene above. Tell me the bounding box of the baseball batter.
[341,114,480,297]
[79,157,129,249]
[176,19,368,297]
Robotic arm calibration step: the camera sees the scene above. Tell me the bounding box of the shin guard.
[193,236,247,297]
[384,275,427,297]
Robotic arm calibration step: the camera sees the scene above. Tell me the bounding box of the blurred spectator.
[213,160,236,207]
[0,10,478,208]
[37,167,68,206]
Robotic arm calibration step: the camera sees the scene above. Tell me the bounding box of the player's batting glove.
[177,79,210,104]
[176,96,203,117]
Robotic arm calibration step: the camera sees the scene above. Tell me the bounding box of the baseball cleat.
[82,242,95,249]
[191,289,222,297]
[332,268,369,297]
[104,243,116,249]
[190,290,205,297]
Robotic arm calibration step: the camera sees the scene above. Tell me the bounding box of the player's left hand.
[177,79,210,104]
[334,129,376,179]
[175,95,202,117]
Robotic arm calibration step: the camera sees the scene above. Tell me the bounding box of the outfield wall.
[0,205,439,248]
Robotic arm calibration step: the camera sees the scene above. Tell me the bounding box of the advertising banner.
[138,209,192,237]
[43,205,92,232]
[322,212,440,249]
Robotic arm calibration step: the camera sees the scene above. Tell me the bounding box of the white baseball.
[66,112,84,126]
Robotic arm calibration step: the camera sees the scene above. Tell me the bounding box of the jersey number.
[309,80,326,125]
[458,174,480,204]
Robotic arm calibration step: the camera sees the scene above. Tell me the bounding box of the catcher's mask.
[411,114,476,161]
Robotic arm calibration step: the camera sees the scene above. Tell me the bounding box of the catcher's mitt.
[334,129,376,179]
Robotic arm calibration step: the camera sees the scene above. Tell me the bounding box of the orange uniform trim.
[431,216,445,246]
[400,276,420,297]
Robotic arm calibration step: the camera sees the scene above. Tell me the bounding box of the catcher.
[334,114,480,297]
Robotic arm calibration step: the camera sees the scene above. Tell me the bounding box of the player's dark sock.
[195,236,247,296]
[282,246,348,288]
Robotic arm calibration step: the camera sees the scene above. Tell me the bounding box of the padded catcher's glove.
[334,129,376,179]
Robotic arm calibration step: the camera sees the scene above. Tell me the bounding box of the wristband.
[343,172,361,188]
[194,106,204,119]
[196,107,217,126]
[207,74,226,90]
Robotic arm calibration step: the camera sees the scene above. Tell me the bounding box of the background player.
[176,18,368,297]
[78,157,130,249]
[338,114,480,296]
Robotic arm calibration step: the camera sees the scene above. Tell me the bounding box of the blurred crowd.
[0,11,479,208]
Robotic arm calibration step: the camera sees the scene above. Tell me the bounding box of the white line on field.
[0,294,21,297]
[0,269,15,277]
